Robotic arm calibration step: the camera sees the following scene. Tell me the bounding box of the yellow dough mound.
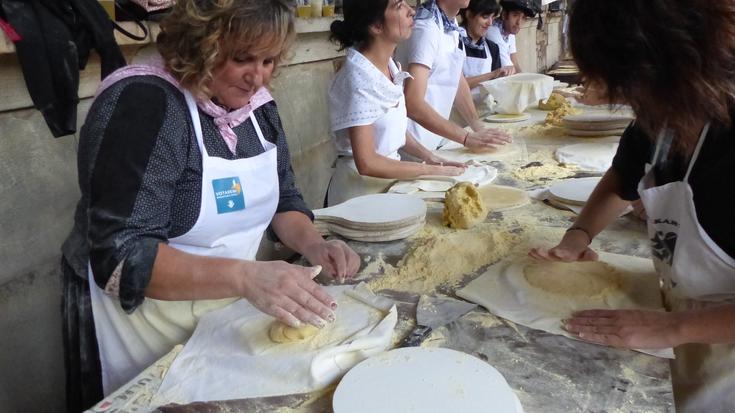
[268,321,320,343]
[523,261,625,296]
[538,92,569,110]
[442,182,489,229]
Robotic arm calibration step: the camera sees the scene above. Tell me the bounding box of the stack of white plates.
[562,113,634,137]
[313,194,427,242]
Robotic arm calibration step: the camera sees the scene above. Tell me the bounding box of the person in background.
[459,0,514,103]
[529,0,735,411]
[395,0,512,151]
[326,0,466,206]
[485,0,537,74]
[61,0,359,410]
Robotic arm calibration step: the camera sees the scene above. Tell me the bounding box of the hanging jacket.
[0,0,126,137]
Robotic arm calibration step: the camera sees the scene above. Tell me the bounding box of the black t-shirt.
[611,119,735,257]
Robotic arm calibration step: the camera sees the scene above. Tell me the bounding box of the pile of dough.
[443,182,488,229]
[538,92,569,110]
[523,261,625,297]
[543,95,581,126]
[268,321,320,343]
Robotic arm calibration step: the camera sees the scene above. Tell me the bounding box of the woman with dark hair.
[530,0,735,410]
[459,0,513,100]
[61,0,359,409]
[395,0,512,151]
[326,0,466,206]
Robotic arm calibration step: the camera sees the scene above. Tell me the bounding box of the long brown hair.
[569,0,735,150]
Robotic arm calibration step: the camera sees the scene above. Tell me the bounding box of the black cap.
[500,0,537,18]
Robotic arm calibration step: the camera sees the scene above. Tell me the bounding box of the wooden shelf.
[1,15,339,55]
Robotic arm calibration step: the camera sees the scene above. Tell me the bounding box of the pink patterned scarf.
[96,58,273,155]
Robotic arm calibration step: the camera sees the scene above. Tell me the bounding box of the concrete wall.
[516,13,564,73]
[0,14,563,413]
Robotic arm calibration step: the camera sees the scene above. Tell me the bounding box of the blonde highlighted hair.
[157,0,296,98]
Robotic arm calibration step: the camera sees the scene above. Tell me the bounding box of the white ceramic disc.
[548,177,601,205]
[313,193,426,226]
[333,347,523,413]
[565,128,627,137]
[555,142,619,172]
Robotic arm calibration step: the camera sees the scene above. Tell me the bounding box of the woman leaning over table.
[529,0,735,411]
[60,0,359,410]
[325,0,466,206]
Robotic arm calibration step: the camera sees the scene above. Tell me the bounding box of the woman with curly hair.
[530,0,735,410]
[61,0,359,409]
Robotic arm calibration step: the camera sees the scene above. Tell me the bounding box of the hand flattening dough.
[443,182,488,229]
[268,321,320,344]
[523,261,625,296]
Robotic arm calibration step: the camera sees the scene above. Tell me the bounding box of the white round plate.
[563,113,634,123]
[548,177,602,205]
[565,128,627,137]
[555,142,619,173]
[485,113,531,123]
[313,193,426,226]
[333,347,523,413]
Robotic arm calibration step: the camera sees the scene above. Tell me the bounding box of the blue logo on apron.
[212,177,246,214]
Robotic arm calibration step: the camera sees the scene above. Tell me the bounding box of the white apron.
[637,123,735,411]
[327,96,407,206]
[88,90,280,394]
[462,39,494,101]
[407,25,466,150]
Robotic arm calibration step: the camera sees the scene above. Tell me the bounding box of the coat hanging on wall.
[0,0,126,137]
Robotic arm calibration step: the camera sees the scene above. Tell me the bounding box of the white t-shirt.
[485,23,516,67]
[328,48,411,160]
[395,17,465,149]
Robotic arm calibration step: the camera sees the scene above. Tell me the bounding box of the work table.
[87,108,674,413]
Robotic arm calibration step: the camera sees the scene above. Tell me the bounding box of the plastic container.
[296,0,312,18]
[310,0,323,17]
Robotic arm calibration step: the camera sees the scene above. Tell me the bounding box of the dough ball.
[523,261,625,296]
[268,321,320,344]
[442,182,489,229]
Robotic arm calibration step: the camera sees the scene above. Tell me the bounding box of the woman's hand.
[423,155,467,176]
[528,229,598,262]
[562,309,683,349]
[301,239,360,281]
[240,261,337,328]
[489,66,514,80]
[464,127,512,151]
[500,65,516,76]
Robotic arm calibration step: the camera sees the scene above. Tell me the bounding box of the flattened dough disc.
[477,185,531,211]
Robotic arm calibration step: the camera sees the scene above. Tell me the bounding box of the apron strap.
[249,112,273,151]
[651,127,669,167]
[683,122,711,182]
[183,90,208,157]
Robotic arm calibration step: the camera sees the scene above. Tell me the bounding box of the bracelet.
[566,226,592,245]
[462,130,470,146]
